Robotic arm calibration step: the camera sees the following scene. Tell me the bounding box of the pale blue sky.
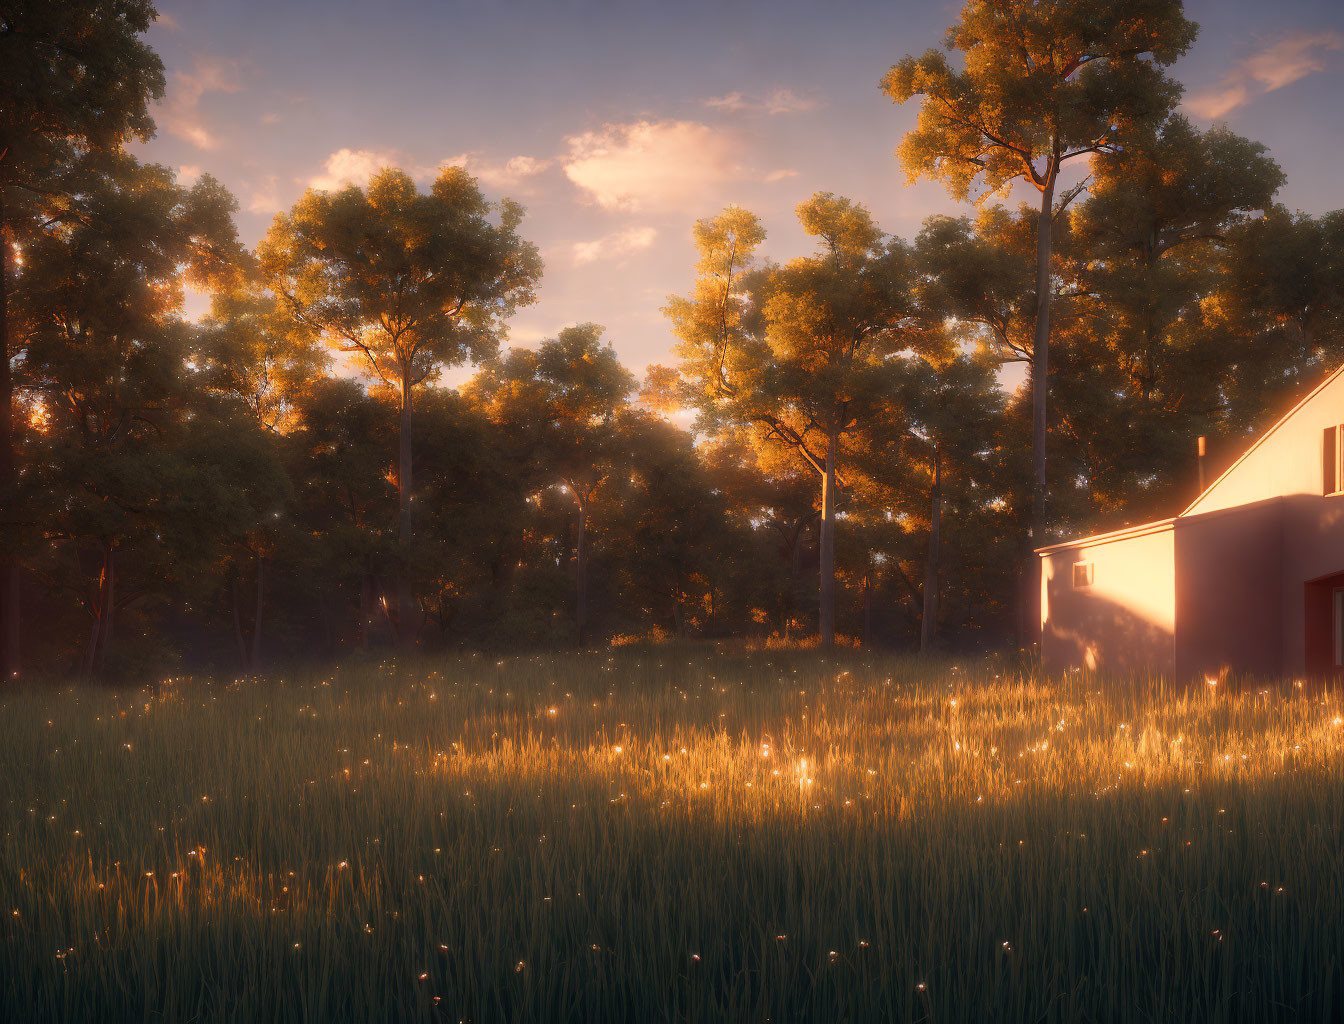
[140,0,1344,378]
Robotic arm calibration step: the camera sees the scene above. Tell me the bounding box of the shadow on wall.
[1043,584,1174,677]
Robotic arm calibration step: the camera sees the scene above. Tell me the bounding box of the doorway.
[1304,571,1344,675]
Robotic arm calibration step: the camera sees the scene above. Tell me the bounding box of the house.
[1038,363,1344,680]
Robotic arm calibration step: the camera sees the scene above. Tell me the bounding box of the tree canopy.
[6,0,1343,675]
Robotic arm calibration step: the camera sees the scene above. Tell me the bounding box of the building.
[1038,364,1344,680]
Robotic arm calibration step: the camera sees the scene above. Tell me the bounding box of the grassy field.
[2,649,1342,1022]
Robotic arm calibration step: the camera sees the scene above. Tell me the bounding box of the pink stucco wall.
[1040,522,1176,676]
[1041,366,1344,680]
[1173,500,1283,679]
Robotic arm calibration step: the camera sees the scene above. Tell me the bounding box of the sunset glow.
[5,1,1344,1020]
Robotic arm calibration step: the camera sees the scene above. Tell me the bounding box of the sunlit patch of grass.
[2,650,1341,1021]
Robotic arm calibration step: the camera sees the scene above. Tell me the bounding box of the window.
[1326,425,1344,495]
[1073,561,1094,588]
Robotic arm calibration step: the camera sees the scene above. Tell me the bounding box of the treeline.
[3,1,1344,677]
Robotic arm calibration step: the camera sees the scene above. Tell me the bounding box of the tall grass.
[2,649,1341,1022]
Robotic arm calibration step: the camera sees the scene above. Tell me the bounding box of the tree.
[469,324,636,646]
[0,0,166,677]
[600,414,737,639]
[701,432,818,639]
[17,155,242,675]
[850,354,1006,651]
[882,0,1196,546]
[259,166,541,644]
[1213,209,1344,437]
[286,378,397,650]
[412,386,534,645]
[916,208,1043,369]
[197,283,325,433]
[194,284,325,670]
[1047,116,1283,526]
[670,196,938,646]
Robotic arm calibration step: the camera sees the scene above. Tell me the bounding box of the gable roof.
[1182,361,1344,516]
[1036,360,1344,558]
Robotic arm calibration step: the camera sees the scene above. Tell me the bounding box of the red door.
[1304,571,1344,676]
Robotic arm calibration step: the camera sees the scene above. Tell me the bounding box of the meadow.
[2,649,1342,1023]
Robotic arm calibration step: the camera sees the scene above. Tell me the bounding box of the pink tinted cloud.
[1187,31,1343,119]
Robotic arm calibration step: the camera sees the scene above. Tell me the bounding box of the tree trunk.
[0,192,20,680]
[319,588,334,655]
[1030,174,1056,548]
[575,502,588,648]
[785,522,804,639]
[359,571,373,650]
[1021,173,1057,655]
[97,544,115,672]
[83,542,115,678]
[396,374,414,647]
[819,429,838,648]
[82,600,100,679]
[862,574,873,650]
[231,571,249,670]
[921,443,942,654]
[250,553,265,672]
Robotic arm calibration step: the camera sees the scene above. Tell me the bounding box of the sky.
[139,0,1344,383]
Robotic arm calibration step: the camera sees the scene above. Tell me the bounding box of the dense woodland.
[3,1,1343,678]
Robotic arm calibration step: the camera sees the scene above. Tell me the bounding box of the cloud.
[572,225,658,265]
[158,55,243,150]
[177,164,202,185]
[307,148,399,191]
[302,147,552,197]
[246,175,284,214]
[1187,31,1343,119]
[260,112,282,126]
[704,87,822,115]
[439,152,553,191]
[562,119,745,211]
[762,168,799,184]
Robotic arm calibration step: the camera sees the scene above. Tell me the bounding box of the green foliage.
[1212,208,1344,435]
[1045,116,1286,529]
[881,0,1196,201]
[9,0,1344,669]
[258,167,542,397]
[0,0,165,217]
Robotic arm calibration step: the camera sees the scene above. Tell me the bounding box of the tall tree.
[1213,208,1344,437]
[851,354,1006,651]
[194,283,326,669]
[17,155,242,675]
[1048,116,1283,526]
[197,283,326,433]
[881,0,1196,546]
[0,0,165,677]
[287,378,397,650]
[469,324,635,647]
[259,166,541,644]
[700,432,818,640]
[601,414,737,640]
[670,196,937,646]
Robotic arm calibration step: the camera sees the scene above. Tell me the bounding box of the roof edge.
[1034,516,1177,556]
[1181,361,1344,516]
